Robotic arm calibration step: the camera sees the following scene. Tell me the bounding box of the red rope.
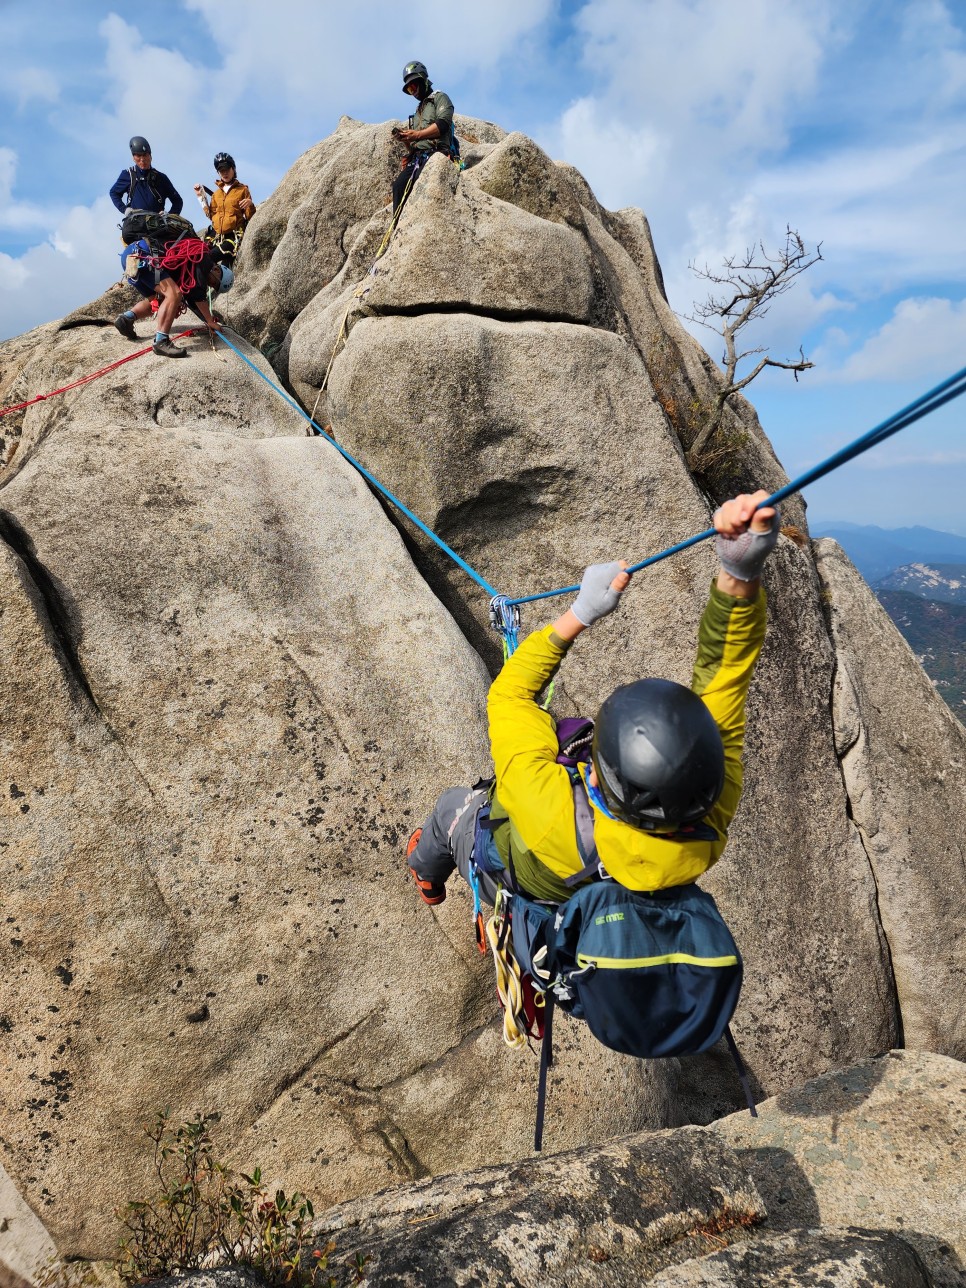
[0,330,199,418]
[160,238,208,295]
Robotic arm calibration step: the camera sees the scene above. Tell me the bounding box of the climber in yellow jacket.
[407,491,779,905]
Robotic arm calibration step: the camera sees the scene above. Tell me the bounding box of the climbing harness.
[204,226,244,265]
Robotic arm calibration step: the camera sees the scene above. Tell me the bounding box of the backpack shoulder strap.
[563,771,604,888]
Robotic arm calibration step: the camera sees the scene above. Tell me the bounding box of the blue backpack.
[475,717,756,1148]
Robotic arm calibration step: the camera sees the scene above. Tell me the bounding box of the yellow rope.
[485,890,546,1051]
[315,163,420,402]
[485,912,529,1050]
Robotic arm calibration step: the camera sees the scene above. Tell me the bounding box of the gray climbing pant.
[408,785,502,905]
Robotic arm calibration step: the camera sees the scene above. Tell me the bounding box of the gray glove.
[571,561,627,626]
[714,506,781,581]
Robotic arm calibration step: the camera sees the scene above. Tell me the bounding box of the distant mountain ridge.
[876,591,966,712]
[813,523,966,720]
[877,563,966,605]
[812,522,966,584]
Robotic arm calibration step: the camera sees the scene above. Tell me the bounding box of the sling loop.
[534,993,555,1152]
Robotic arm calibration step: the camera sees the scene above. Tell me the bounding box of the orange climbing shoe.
[407,828,446,905]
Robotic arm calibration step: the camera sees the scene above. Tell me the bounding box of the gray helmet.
[592,679,725,831]
[129,136,151,155]
[402,60,429,90]
[217,264,234,293]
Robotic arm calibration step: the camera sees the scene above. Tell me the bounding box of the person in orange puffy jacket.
[193,152,255,265]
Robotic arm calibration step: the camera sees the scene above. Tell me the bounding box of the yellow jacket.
[207,180,255,235]
[486,582,767,900]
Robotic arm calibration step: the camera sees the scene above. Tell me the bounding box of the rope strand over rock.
[7,325,963,667]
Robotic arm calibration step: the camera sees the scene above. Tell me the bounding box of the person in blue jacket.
[109,136,182,215]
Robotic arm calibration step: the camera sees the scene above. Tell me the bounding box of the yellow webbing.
[485,893,544,1051]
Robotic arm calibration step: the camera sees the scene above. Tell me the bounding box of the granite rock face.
[647,1228,935,1287]
[0,317,668,1264]
[813,540,966,1058]
[289,1050,961,1286]
[312,1127,767,1287]
[713,1049,966,1287]
[1,112,965,1273]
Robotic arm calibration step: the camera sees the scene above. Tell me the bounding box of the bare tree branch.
[683,227,822,466]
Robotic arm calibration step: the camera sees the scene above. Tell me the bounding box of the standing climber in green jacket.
[392,60,455,214]
[407,491,779,906]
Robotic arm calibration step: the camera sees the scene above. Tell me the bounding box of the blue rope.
[507,362,966,607]
[214,330,500,599]
[214,328,966,648]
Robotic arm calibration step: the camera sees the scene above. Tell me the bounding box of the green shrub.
[115,1110,364,1286]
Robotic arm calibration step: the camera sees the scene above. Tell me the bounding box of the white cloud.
[0,251,30,293]
[4,66,60,110]
[746,127,966,289]
[817,296,966,383]
[555,96,665,209]
[0,198,123,341]
[181,0,556,117]
[572,0,834,150]
[0,147,63,232]
[856,450,966,469]
[96,15,206,164]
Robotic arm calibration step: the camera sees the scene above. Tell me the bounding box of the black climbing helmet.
[213,152,235,171]
[129,136,151,155]
[402,60,429,91]
[592,679,725,831]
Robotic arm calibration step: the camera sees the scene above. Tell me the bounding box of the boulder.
[648,1228,934,1286]
[713,1049,966,1287]
[227,115,507,350]
[313,1127,765,1287]
[0,322,671,1261]
[285,1050,961,1286]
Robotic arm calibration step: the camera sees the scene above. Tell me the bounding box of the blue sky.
[2,0,965,532]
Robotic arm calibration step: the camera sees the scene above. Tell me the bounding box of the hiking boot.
[114,313,138,341]
[406,828,446,905]
[153,337,187,358]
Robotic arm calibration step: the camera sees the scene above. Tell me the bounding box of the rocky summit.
[1,115,964,1283]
